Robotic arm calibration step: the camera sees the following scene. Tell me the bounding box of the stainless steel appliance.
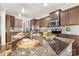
[49,19,59,27]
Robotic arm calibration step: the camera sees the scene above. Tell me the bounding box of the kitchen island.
[10,36,74,56]
[11,36,57,56]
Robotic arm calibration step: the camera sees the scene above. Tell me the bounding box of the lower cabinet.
[59,43,72,56]
[59,34,79,55]
[6,32,11,44]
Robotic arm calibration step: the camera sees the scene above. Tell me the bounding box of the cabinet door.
[39,19,41,27]
[68,7,78,25]
[77,40,79,55]
[6,15,10,32]
[50,11,59,20]
[60,11,68,26]
[39,16,50,27]
[40,19,43,27]
[15,19,22,28]
[6,32,11,43]
[77,6,79,24]
[10,16,15,27]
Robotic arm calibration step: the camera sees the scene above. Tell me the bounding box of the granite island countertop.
[10,36,74,56]
[11,36,57,56]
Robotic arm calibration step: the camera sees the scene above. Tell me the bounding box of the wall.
[13,28,23,32]
[39,27,61,32]
[1,10,6,45]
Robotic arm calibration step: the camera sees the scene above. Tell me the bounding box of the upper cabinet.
[60,10,69,26]
[60,6,79,26]
[10,16,15,27]
[31,19,36,26]
[49,10,61,20]
[77,7,79,24]
[6,15,15,32]
[31,19,38,28]
[15,19,22,28]
[68,7,78,25]
[31,16,50,27]
[39,16,50,27]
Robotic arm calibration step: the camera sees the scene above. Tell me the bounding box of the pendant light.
[22,7,25,13]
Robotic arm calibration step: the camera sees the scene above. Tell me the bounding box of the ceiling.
[0,3,79,19]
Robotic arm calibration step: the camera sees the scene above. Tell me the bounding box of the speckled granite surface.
[0,36,74,56]
[0,46,6,56]
[11,37,57,56]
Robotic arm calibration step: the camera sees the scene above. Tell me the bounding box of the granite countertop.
[0,45,6,56]
[11,36,57,56]
[10,36,74,56]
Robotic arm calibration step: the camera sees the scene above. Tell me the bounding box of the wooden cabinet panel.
[59,34,79,55]
[31,19,37,28]
[38,19,42,27]
[39,16,50,27]
[15,19,22,28]
[10,16,15,27]
[39,19,43,27]
[77,6,79,24]
[6,15,10,32]
[6,32,11,43]
[50,11,60,20]
[31,19,37,25]
[60,11,69,26]
[6,15,15,32]
[68,7,78,25]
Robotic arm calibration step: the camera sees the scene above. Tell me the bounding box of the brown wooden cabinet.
[31,16,50,27]
[6,32,11,43]
[60,6,79,26]
[68,7,78,25]
[6,15,15,44]
[59,34,79,55]
[50,10,61,20]
[6,15,15,32]
[77,6,79,24]
[10,16,15,27]
[60,10,69,26]
[15,19,22,28]
[38,19,43,27]
[39,16,50,27]
[31,19,37,27]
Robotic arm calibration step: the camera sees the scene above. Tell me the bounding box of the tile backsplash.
[39,25,79,35]
[13,28,23,32]
[61,25,79,35]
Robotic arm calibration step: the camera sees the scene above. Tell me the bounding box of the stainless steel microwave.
[49,19,59,27]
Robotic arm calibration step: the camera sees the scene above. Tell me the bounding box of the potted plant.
[65,27,71,34]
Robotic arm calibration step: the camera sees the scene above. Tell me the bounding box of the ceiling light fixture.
[18,13,21,18]
[42,3,48,6]
[22,7,25,13]
[28,3,32,5]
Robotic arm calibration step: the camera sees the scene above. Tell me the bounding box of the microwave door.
[49,21,56,27]
[49,20,59,27]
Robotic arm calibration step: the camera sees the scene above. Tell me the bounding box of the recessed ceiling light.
[42,3,48,6]
[28,3,32,5]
